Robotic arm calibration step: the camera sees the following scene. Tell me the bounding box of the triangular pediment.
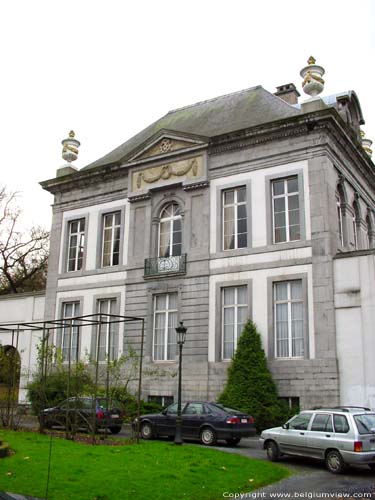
[127,130,208,162]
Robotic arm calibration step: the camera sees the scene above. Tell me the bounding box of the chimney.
[274,83,300,105]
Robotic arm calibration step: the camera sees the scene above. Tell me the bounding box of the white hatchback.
[260,406,375,474]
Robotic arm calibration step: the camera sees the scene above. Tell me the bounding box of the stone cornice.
[209,109,374,179]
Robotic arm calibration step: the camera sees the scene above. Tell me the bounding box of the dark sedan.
[134,401,256,445]
[41,397,124,434]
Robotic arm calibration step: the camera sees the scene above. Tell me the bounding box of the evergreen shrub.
[218,320,289,432]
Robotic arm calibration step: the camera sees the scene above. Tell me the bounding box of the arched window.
[336,183,346,247]
[158,203,182,257]
[352,201,361,250]
[352,200,360,250]
[366,212,373,249]
[336,192,344,246]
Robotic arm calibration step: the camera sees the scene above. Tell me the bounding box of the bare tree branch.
[0,186,49,294]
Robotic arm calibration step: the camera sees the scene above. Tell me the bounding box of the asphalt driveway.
[212,437,375,499]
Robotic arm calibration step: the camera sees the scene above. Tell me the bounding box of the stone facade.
[1,82,374,410]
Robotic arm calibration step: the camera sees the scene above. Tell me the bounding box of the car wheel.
[141,422,154,440]
[368,464,375,472]
[109,426,122,434]
[200,427,217,446]
[325,450,345,474]
[226,437,241,446]
[266,441,280,461]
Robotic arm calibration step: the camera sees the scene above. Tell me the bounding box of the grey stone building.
[38,59,375,410]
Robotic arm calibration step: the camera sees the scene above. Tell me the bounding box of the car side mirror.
[282,423,289,430]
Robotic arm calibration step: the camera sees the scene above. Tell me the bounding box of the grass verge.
[0,430,290,500]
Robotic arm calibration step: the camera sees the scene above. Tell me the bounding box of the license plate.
[111,414,119,419]
[241,418,247,423]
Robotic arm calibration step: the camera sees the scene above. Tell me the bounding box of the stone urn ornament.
[62,130,80,164]
[300,56,325,97]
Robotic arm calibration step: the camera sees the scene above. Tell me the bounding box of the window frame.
[66,218,86,272]
[267,273,309,360]
[56,296,83,362]
[222,186,248,251]
[215,180,252,256]
[221,285,248,361]
[214,279,252,362]
[265,170,306,247]
[90,293,121,363]
[96,206,125,269]
[152,292,179,362]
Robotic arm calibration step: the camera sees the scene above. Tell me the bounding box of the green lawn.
[0,430,290,500]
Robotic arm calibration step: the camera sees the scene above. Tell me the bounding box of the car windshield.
[354,414,375,434]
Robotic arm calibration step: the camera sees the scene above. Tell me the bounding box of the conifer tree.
[218,320,288,431]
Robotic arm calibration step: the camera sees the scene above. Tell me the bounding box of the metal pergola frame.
[0,313,145,443]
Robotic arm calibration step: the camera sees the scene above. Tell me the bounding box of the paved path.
[212,437,375,499]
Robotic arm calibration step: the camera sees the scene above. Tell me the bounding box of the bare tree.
[0,186,49,294]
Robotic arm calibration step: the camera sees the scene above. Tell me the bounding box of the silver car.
[260,406,375,473]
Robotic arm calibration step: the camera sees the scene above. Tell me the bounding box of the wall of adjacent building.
[0,292,45,401]
[334,252,375,409]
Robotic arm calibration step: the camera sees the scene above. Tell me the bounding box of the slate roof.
[83,85,301,170]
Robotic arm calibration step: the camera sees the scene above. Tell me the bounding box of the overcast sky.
[1,0,374,230]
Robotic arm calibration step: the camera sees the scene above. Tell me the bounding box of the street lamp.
[174,321,187,445]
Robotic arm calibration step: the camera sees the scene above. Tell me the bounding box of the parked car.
[260,406,375,473]
[41,397,124,434]
[133,401,256,445]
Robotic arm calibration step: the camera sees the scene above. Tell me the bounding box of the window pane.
[224,190,234,205]
[237,187,246,203]
[288,195,299,210]
[288,208,300,226]
[237,233,247,248]
[275,227,286,243]
[274,197,285,213]
[237,286,247,304]
[289,225,300,241]
[223,288,235,305]
[168,293,178,310]
[275,282,288,301]
[273,180,285,196]
[291,281,302,300]
[287,177,298,193]
[274,212,286,228]
[224,307,235,325]
[237,204,247,220]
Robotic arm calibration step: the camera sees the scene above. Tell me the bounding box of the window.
[67,219,85,272]
[311,414,333,432]
[95,298,118,362]
[102,212,121,267]
[289,413,312,430]
[279,397,300,412]
[333,414,349,433]
[60,302,80,362]
[336,193,344,246]
[153,293,178,361]
[222,187,247,250]
[184,403,205,415]
[366,214,373,249]
[274,280,304,358]
[159,203,182,257]
[222,286,247,360]
[148,395,174,408]
[352,201,360,250]
[272,177,300,243]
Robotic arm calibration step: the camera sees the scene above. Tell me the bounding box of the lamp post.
[174,321,187,445]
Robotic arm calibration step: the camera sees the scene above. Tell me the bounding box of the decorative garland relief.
[134,157,201,191]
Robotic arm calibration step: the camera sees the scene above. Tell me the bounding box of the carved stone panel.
[131,156,203,194]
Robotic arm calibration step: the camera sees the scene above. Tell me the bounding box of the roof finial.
[361,130,373,158]
[62,131,80,164]
[300,56,325,97]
